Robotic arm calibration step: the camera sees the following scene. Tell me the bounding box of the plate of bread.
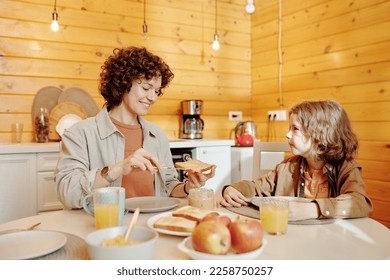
[148,206,231,236]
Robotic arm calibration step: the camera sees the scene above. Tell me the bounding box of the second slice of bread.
[172,205,219,222]
[153,216,198,233]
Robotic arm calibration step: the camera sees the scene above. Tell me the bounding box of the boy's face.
[286,114,312,158]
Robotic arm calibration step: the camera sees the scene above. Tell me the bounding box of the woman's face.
[286,113,312,158]
[122,77,162,117]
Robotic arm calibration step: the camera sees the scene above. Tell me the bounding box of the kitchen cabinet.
[36,153,63,212]
[0,153,37,224]
[231,147,254,182]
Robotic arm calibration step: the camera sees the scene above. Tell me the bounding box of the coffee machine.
[180,100,204,139]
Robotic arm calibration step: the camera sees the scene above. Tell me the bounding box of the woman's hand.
[185,166,216,190]
[121,148,162,175]
[288,201,320,221]
[219,186,251,208]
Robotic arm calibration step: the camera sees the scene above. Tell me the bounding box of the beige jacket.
[228,156,373,219]
[55,107,180,209]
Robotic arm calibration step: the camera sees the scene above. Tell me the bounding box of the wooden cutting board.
[49,102,88,141]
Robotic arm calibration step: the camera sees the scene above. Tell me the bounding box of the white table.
[0,202,389,260]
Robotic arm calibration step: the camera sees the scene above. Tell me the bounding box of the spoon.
[124,207,140,241]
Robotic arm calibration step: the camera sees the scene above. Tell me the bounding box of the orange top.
[111,118,155,198]
[303,169,329,199]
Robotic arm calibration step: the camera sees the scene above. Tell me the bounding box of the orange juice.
[260,206,288,235]
[94,204,119,229]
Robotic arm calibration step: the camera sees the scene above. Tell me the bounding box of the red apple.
[192,221,231,255]
[201,213,232,227]
[228,219,263,253]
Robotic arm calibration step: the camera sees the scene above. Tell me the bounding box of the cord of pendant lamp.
[212,0,220,50]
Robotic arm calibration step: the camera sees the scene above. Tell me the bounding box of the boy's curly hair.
[98,46,174,110]
[289,100,359,163]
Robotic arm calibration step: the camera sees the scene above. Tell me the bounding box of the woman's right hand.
[219,186,251,208]
[121,148,162,175]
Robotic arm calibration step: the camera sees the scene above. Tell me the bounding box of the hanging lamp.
[212,0,220,50]
[50,0,59,32]
[142,0,148,40]
[245,0,256,14]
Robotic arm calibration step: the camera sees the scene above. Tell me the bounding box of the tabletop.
[0,199,389,260]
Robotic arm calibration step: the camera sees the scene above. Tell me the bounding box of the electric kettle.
[234,121,256,146]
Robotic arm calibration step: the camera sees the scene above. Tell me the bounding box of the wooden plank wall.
[251,0,390,227]
[0,0,251,142]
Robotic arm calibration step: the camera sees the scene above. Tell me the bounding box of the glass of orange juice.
[83,187,125,229]
[259,197,289,235]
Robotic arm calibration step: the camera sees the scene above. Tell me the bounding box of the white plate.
[55,114,82,136]
[126,196,181,213]
[0,230,67,260]
[147,211,192,236]
[178,237,268,260]
[251,196,311,207]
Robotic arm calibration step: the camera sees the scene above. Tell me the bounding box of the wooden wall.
[251,0,390,227]
[1,0,389,227]
[0,0,251,142]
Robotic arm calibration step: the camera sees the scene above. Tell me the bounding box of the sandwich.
[172,205,219,222]
[174,159,215,173]
[153,216,198,233]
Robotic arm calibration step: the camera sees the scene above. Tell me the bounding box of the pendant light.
[50,0,59,32]
[142,0,148,40]
[212,0,220,50]
[245,0,256,14]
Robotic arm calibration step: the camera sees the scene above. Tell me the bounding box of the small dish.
[178,237,268,260]
[125,196,181,213]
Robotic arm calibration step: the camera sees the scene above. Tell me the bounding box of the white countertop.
[0,139,235,154]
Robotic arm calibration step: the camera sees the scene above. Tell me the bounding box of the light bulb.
[245,0,255,14]
[212,33,220,50]
[142,21,148,40]
[51,10,59,32]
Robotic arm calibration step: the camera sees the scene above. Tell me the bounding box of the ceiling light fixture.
[245,0,256,14]
[212,0,220,50]
[142,0,148,40]
[50,0,59,32]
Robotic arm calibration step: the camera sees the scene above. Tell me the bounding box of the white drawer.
[37,153,60,171]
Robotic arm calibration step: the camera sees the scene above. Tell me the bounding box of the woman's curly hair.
[289,100,359,163]
[98,46,174,110]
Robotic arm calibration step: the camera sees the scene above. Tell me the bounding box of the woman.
[220,100,373,221]
[55,46,215,209]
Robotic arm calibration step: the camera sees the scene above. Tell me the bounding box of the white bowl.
[55,114,82,136]
[178,236,267,260]
[85,226,158,260]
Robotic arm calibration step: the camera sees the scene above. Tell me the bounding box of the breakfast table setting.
[0,196,389,260]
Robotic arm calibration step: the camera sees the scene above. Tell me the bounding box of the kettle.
[234,121,256,146]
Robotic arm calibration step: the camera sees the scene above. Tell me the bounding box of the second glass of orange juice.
[259,198,289,235]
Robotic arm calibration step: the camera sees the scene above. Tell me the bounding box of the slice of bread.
[153,216,198,233]
[172,205,219,222]
[174,159,215,173]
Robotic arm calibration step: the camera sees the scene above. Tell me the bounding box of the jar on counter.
[34,107,49,143]
[188,188,215,210]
